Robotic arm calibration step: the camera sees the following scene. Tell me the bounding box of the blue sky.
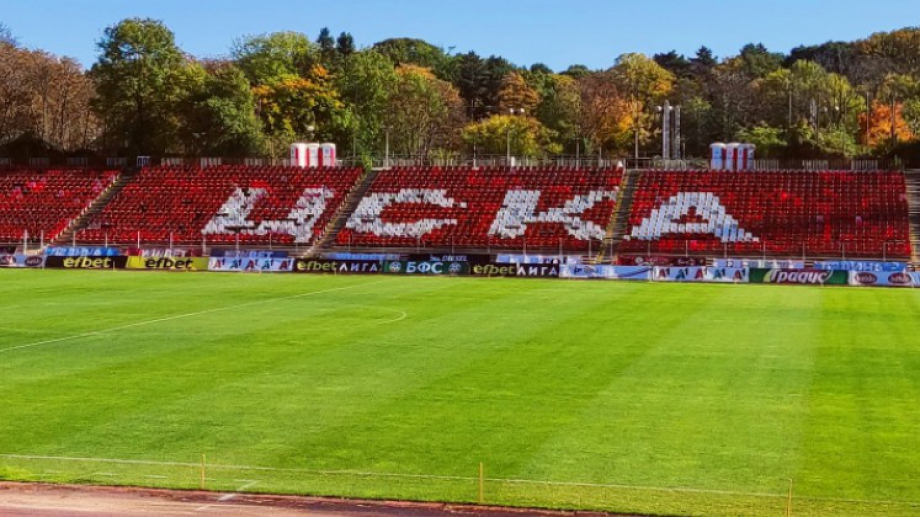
[3,0,918,70]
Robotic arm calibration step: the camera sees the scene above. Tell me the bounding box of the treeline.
[3,19,920,162]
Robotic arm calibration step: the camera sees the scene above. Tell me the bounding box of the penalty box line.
[0,280,387,355]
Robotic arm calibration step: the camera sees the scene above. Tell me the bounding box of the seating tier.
[334,166,624,251]
[619,170,911,259]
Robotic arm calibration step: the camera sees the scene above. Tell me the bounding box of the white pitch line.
[376,309,408,325]
[217,480,259,502]
[0,281,386,355]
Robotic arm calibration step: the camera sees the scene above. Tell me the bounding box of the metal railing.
[0,154,908,171]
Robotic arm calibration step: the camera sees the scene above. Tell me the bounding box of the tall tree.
[372,38,449,71]
[610,53,675,155]
[462,114,559,157]
[337,49,398,158]
[336,32,355,58]
[654,51,693,78]
[316,27,336,62]
[739,43,784,77]
[252,63,348,156]
[232,32,318,84]
[384,64,464,157]
[497,71,540,113]
[535,74,582,150]
[92,18,190,155]
[180,63,264,156]
[857,28,920,76]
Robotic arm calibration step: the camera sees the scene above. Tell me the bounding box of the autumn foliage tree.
[859,101,913,147]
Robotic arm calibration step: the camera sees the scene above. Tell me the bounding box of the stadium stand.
[78,166,362,246]
[0,168,118,243]
[619,170,911,259]
[334,166,624,251]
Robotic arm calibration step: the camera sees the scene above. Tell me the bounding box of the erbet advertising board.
[294,259,382,274]
[126,257,209,271]
[470,262,560,278]
[44,256,128,269]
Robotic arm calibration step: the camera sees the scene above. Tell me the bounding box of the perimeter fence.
[1,454,917,516]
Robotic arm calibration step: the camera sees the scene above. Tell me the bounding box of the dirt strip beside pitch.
[0,482,640,517]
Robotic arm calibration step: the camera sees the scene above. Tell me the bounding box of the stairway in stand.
[596,168,642,263]
[307,167,380,257]
[903,170,920,263]
[52,170,136,248]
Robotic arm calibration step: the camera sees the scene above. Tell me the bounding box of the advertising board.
[126,257,209,271]
[294,259,382,274]
[207,257,294,272]
[0,254,45,268]
[382,261,470,276]
[749,269,848,285]
[45,256,127,269]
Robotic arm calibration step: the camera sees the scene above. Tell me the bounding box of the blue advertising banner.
[815,261,907,272]
[45,247,119,257]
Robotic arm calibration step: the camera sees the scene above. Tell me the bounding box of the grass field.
[1,270,920,516]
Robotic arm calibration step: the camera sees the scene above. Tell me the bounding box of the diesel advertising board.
[294,259,382,274]
[470,263,560,278]
[406,254,492,265]
[45,256,128,269]
[126,257,209,271]
[0,254,45,268]
[848,271,916,287]
[383,261,470,276]
[617,256,707,267]
[749,269,848,285]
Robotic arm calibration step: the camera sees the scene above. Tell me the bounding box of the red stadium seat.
[619,170,911,260]
[335,166,624,251]
[79,166,363,246]
[0,168,117,243]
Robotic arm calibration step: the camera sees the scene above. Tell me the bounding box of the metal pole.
[385,128,390,169]
[575,139,580,170]
[674,105,681,160]
[506,129,511,166]
[662,100,671,160]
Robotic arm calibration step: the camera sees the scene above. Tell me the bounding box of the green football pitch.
[1,270,919,516]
